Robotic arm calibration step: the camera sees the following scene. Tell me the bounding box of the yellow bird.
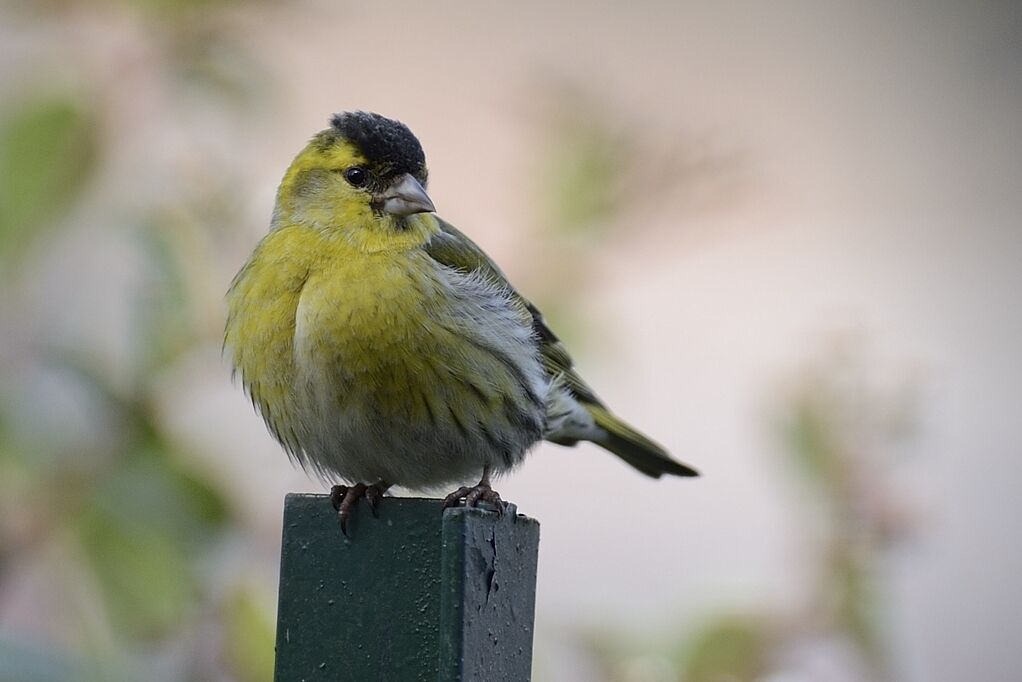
[225,112,697,531]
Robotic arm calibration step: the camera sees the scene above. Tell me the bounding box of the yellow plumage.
[225,112,696,518]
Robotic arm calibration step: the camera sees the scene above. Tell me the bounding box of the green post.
[273,494,540,682]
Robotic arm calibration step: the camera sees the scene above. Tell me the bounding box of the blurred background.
[1,1,1020,680]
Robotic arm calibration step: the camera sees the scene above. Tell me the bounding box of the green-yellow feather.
[226,127,697,481]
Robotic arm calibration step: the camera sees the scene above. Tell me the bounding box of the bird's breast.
[293,249,547,437]
[230,228,548,485]
[293,252,437,386]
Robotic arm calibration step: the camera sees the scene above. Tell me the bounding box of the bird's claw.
[330,482,388,536]
[365,484,383,517]
[442,483,505,516]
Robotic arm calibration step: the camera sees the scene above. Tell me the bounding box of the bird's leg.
[442,466,505,515]
[330,481,391,536]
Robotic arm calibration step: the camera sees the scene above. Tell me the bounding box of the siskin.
[225,112,697,531]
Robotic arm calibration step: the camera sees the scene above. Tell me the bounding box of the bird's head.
[274,112,436,248]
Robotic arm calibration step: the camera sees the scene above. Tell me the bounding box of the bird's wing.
[424,218,699,478]
[423,217,605,408]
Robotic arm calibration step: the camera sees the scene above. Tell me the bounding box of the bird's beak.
[379,173,435,217]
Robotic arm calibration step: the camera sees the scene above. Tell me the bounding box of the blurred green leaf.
[173,33,266,104]
[147,445,233,533]
[121,0,234,17]
[542,120,627,235]
[681,615,770,682]
[90,444,231,545]
[785,399,842,491]
[0,95,97,266]
[833,553,883,666]
[223,586,276,682]
[73,436,232,637]
[132,217,197,376]
[39,345,232,534]
[122,387,233,535]
[76,499,196,638]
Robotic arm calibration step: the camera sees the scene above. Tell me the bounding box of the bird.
[225,111,698,532]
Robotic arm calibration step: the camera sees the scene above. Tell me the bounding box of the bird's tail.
[587,405,699,478]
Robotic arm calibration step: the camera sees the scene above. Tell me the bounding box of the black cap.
[330,111,427,184]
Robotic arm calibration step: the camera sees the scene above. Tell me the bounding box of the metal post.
[273,494,540,682]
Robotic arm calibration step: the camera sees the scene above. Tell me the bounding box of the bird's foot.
[330,482,388,536]
[442,482,505,515]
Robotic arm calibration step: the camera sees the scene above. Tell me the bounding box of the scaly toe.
[334,483,368,537]
[365,484,386,517]
[442,486,473,509]
[330,485,349,512]
[444,484,505,515]
[475,489,505,516]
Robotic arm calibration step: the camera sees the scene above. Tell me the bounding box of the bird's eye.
[344,166,368,187]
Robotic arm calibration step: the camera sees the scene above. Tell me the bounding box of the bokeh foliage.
[0,1,275,680]
[0,96,97,268]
